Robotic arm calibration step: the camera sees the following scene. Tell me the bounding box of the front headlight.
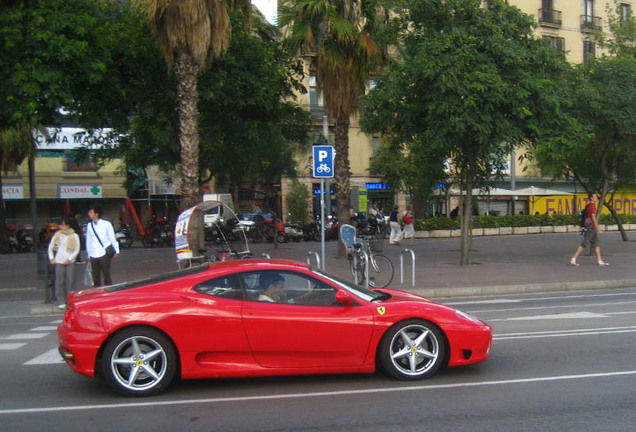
[455,309,482,324]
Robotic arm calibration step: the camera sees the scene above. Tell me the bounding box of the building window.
[543,35,566,52]
[583,40,596,62]
[64,154,94,172]
[539,0,562,27]
[581,0,602,31]
[621,3,631,22]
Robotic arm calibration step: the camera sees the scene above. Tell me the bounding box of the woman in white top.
[48,217,80,308]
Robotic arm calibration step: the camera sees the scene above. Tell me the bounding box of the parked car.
[58,259,492,396]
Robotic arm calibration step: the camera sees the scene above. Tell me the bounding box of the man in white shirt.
[86,205,119,286]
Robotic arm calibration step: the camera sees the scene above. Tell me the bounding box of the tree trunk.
[334,116,351,258]
[0,171,9,254]
[175,51,201,210]
[460,152,476,266]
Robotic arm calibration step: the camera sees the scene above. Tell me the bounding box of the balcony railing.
[538,8,562,27]
[580,15,602,31]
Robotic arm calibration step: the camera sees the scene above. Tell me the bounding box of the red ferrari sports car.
[58,259,491,396]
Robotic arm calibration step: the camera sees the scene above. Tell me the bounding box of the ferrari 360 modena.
[58,259,492,396]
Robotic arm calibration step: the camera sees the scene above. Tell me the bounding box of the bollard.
[400,248,416,287]
[306,251,321,268]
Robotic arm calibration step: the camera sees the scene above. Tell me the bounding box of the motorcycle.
[284,222,304,242]
[143,216,173,247]
[115,223,133,249]
[16,225,34,253]
[7,224,18,253]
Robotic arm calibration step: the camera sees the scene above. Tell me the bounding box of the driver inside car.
[257,273,287,303]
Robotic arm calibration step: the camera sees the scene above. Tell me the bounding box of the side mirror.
[335,290,355,306]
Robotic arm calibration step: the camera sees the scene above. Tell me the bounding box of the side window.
[194,275,243,300]
[239,271,338,306]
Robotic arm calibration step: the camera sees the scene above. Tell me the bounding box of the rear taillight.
[63,306,76,328]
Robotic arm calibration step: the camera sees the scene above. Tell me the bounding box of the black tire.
[368,254,394,288]
[142,236,153,248]
[378,319,445,380]
[101,327,177,397]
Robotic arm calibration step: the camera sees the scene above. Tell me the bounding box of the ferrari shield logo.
[377,307,386,315]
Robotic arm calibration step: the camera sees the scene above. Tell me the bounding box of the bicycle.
[348,236,394,288]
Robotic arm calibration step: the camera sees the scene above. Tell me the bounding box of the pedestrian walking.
[389,204,402,245]
[570,193,609,267]
[402,204,415,246]
[86,205,119,286]
[47,217,80,308]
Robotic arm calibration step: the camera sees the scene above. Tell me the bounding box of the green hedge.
[415,213,636,231]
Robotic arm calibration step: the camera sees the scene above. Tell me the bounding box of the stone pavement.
[1,229,634,318]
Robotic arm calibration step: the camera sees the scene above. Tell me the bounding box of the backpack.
[578,204,589,228]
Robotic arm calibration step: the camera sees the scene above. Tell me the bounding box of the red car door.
[240,271,375,368]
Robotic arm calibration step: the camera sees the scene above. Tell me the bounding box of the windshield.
[310,268,386,302]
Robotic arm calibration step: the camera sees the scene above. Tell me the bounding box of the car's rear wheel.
[379,319,445,380]
[102,327,177,397]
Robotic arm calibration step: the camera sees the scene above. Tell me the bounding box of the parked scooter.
[7,224,18,253]
[284,222,304,242]
[115,223,133,249]
[16,225,34,253]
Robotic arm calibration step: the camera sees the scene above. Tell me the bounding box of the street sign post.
[312,145,335,270]
[312,145,334,178]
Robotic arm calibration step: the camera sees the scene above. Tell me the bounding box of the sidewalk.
[1,230,634,317]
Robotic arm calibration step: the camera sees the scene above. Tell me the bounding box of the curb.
[26,279,636,316]
[412,279,636,299]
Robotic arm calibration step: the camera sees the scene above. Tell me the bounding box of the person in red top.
[570,193,609,266]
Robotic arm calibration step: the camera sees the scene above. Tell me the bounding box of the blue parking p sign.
[313,145,335,178]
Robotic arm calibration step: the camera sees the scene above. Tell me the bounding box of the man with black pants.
[86,205,119,286]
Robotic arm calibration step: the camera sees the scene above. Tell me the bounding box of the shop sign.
[59,184,102,199]
[366,183,391,190]
[2,184,24,199]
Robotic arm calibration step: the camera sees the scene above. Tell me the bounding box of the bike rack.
[261,253,271,259]
[306,251,321,268]
[353,250,370,289]
[400,249,416,287]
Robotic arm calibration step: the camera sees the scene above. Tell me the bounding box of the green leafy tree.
[145,0,235,209]
[279,0,389,256]
[285,179,311,223]
[535,2,636,240]
[119,12,311,204]
[360,0,567,264]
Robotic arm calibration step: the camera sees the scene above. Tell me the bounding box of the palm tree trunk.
[334,116,351,258]
[175,51,201,209]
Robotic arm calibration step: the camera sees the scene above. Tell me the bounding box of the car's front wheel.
[379,319,445,380]
[101,327,177,397]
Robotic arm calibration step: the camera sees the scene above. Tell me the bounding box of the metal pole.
[320,178,326,270]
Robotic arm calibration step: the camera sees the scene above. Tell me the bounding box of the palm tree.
[145,0,235,209]
[279,0,387,256]
[0,122,35,254]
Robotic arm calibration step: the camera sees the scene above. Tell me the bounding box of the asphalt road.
[1,288,635,431]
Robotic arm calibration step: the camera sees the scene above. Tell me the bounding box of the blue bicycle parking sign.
[313,145,335,178]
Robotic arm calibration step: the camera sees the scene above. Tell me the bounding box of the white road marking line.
[505,311,609,321]
[30,326,58,331]
[24,348,64,365]
[0,343,27,350]
[50,320,62,324]
[1,370,636,415]
[446,291,636,306]
[472,299,636,314]
[494,325,636,340]
[0,333,48,340]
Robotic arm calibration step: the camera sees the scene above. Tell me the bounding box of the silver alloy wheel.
[109,335,168,393]
[387,323,441,377]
